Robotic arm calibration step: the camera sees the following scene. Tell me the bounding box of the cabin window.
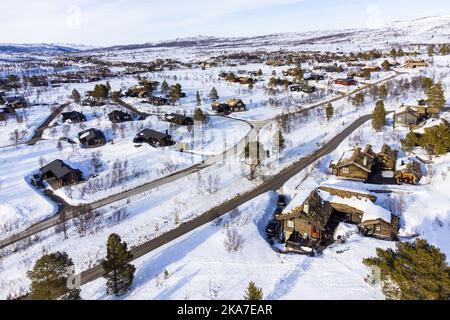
[376,226,381,232]
[397,117,402,122]
[287,220,294,229]
[342,168,349,174]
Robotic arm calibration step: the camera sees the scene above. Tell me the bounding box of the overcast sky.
[1,0,450,46]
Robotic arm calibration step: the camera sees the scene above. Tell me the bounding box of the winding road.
[0,71,405,250]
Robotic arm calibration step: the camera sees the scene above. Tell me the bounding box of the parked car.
[278,194,288,208]
[265,219,281,238]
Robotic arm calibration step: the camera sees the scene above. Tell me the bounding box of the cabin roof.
[137,128,170,141]
[78,128,104,141]
[40,159,79,179]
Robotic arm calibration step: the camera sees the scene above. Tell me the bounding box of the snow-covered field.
[1,15,450,300]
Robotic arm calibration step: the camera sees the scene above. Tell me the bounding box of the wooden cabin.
[164,113,194,126]
[108,110,132,123]
[5,96,28,109]
[329,145,376,182]
[290,84,316,93]
[404,59,427,69]
[212,99,246,113]
[335,77,357,86]
[148,96,169,106]
[40,159,83,189]
[78,128,106,148]
[376,144,398,171]
[133,128,174,147]
[304,74,325,81]
[0,111,6,122]
[359,215,399,241]
[395,158,422,185]
[393,106,419,127]
[62,111,86,123]
[277,190,334,251]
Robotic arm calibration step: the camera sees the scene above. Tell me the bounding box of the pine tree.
[268,77,277,88]
[372,100,386,131]
[193,108,205,122]
[277,131,286,151]
[169,83,183,104]
[71,89,81,103]
[244,281,263,300]
[27,251,79,300]
[257,69,263,76]
[325,102,334,122]
[427,44,435,57]
[209,87,219,101]
[379,84,388,100]
[111,91,121,104]
[102,233,135,296]
[363,238,450,300]
[381,60,391,71]
[161,80,170,93]
[196,90,201,106]
[293,65,304,83]
[401,131,420,152]
[389,48,397,58]
[351,92,365,108]
[421,77,434,92]
[427,83,446,111]
[106,81,112,91]
[421,123,450,156]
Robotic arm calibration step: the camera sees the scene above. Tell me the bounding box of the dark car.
[265,219,280,238]
[278,194,288,207]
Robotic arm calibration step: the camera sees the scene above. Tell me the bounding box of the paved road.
[79,112,376,285]
[27,103,70,145]
[0,71,405,250]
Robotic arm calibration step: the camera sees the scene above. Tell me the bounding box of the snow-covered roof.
[318,189,392,223]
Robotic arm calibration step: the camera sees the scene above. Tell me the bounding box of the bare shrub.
[223,226,244,253]
[73,206,103,237]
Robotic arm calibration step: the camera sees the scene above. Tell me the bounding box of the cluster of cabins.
[329,144,423,185]
[276,186,400,254]
[218,72,254,85]
[275,142,425,254]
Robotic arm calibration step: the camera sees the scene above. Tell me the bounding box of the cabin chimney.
[363,156,368,166]
[304,202,310,214]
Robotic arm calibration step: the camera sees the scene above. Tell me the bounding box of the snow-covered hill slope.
[95,15,450,53]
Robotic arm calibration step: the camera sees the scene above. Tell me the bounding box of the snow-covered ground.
[1,17,450,300]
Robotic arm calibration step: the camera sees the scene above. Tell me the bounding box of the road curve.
[79,112,375,285]
[0,71,405,250]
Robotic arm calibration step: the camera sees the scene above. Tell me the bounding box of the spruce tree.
[351,92,365,108]
[372,100,386,131]
[363,238,450,300]
[381,60,391,71]
[193,108,205,122]
[169,83,183,104]
[102,233,135,296]
[196,90,201,106]
[71,89,81,103]
[401,131,420,152]
[209,87,219,101]
[27,251,79,300]
[161,80,170,93]
[421,77,434,92]
[325,102,334,122]
[244,281,263,300]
